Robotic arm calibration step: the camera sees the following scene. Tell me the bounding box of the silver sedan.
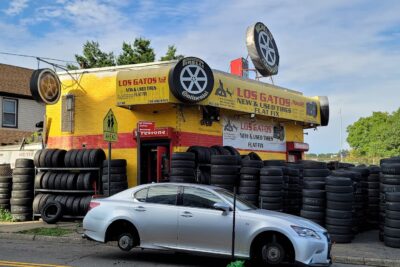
[83,183,331,266]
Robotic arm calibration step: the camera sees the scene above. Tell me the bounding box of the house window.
[2,98,18,128]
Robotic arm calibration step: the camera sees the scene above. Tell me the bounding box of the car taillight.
[89,201,100,211]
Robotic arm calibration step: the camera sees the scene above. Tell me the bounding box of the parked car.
[83,183,331,266]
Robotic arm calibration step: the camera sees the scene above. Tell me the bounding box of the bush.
[227,260,245,267]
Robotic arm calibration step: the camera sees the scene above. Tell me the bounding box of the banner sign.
[222,116,286,152]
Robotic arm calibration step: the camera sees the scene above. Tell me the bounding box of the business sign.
[138,121,155,132]
[103,109,118,142]
[222,116,286,152]
[134,127,173,140]
[30,69,61,105]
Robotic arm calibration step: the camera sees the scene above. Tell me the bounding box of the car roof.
[134,183,222,191]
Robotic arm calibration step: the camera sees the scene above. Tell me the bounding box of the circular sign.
[169,57,214,103]
[30,68,61,105]
[246,22,280,76]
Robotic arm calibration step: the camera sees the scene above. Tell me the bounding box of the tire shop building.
[32,23,329,188]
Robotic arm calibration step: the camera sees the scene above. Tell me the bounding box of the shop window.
[182,187,221,209]
[146,185,178,205]
[2,98,18,128]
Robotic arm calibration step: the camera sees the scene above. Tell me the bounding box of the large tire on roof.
[41,201,64,224]
[15,159,34,168]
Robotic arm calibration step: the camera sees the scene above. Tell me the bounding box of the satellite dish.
[246,22,280,77]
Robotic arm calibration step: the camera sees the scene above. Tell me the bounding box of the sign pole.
[231,185,237,261]
[108,142,111,196]
[137,122,141,185]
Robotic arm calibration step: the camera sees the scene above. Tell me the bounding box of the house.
[0,63,45,145]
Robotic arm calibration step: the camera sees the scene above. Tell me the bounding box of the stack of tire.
[287,162,304,215]
[210,155,241,192]
[11,159,35,221]
[64,149,106,168]
[325,173,354,243]
[299,161,330,226]
[380,158,400,241]
[33,194,92,222]
[102,159,128,196]
[263,160,290,212]
[366,166,380,229]
[238,159,263,206]
[170,153,196,183]
[384,192,400,248]
[259,167,283,211]
[349,166,369,233]
[34,149,66,167]
[0,164,12,210]
[35,172,97,191]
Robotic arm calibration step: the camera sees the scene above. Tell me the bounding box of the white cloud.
[3,0,29,15]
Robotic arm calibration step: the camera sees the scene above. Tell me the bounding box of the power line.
[0,51,77,64]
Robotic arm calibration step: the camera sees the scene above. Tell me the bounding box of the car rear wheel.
[118,233,134,252]
[261,241,285,265]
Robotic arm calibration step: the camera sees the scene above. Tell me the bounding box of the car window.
[134,188,148,202]
[146,185,178,205]
[182,187,222,209]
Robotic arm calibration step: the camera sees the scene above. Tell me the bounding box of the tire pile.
[259,167,283,211]
[34,148,106,168]
[33,194,92,219]
[325,173,354,243]
[384,192,400,248]
[0,164,12,210]
[286,162,304,215]
[299,161,330,226]
[169,152,196,183]
[366,166,380,229]
[349,167,369,233]
[35,172,97,191]
[238,159,262,206]
[11,159,35,221]
[210,155,241,192]
[380,157,400,242]
[102,159,128,196]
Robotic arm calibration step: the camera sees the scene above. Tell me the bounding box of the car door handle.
[134,206,146,212]
[181,211,193,218]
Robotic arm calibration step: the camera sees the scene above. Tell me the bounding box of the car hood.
[243,208,326,233]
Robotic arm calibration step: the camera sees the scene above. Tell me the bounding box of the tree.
[347,109,400,162]
[160,45,184,61]
[117,38,155,65]
[67,41,115,70]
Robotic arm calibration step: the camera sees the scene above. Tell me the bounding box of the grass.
[19,227,73,236]
[0,208,13,222]
[227,260,245,267]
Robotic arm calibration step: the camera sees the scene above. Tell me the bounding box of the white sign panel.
[222,116,286,152]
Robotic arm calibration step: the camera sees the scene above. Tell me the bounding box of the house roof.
[0,64,33,97]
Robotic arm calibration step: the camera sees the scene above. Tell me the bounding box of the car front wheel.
[261,241,285,265]
[117,233,134,251]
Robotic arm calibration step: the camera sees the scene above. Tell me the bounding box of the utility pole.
[339,108,343,162]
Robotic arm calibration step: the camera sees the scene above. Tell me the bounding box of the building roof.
[0,63,33,97]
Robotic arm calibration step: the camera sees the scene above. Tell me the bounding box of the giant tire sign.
[246,22,280,76]
[319,96,329,126]
[30,68,61,105]
[169,57,214,103]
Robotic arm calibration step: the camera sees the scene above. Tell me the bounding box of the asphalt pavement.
[0,238,360,267]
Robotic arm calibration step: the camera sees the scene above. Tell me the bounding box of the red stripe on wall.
[177,132,222,147]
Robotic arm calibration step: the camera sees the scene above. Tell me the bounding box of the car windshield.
[215,189,257,211]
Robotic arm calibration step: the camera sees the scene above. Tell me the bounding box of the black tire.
[325,217,353,226]
[325,176,352,186]
[329,234,353,243]
[326,201,353,211]
[39,149,49,167]
[300,210,324,220]
[240,174,258,181]
[55,173,67,190]
[66,173,77,190]
[387,202,400,211]
[238,187,258,194]
[170,168,195,176]
[211,155,240,165]
[259,190,282,197]
[12,174,34,183]
[13,168,34,175]
[170,160,195,169]
[325,185,353,193]
[171,152,196,161]
[210,174,237,184]
[259,196,282,203]
[258,241,285,265]
[247,152,261,161]
[384,226,400,238]
[11,205,32,214]
[33,194,44,214]
[260,184,282,191]
[82,150,92,167]
[299,160,327,169]
[33,150,42,167]
[51,149,66,167]
[12,214,32,222]
[64,150,73,167]
[211,184,234,191]
[241,167,260,175]
[41,201,64,224]
[103,181,128,190]
[72,198,81,215]
[45,149,56,167]
[381,163,400,175]
[47,172,57,189]
[386,210,400,220]
[11,190,33,199]
[15,159,34,168]
[326,224,353,234]
[187,146,210,163]
[302,204,325,212]
[302,197,325,206]
[12,182,33,191]
[10,198,32,206]
[385,218,400,228]
[303,181,325,190]
[34,172,45,189]
[102,174,128,183]
[302,169,330,177]
[386,192,400,202]
[239,180,258,187]
[76,173,85,190]
[384,236,400,248]
[75,150,85,168]
[83,172,95,190]
[238,194,258,202]
[210,146,231,156]
[65,196,75,214]
[263,160,286,167]
[326,209,352,219]
[223,146,240,156]
[39,194,51,212]
[260,168,282,176]
[211,165,240,175]
[260,203,282,210]
[260,176,283,184]
[0,176,12,183]
[302,189,325,198]
[169,176,196,183]
[242,160,263,168]
[69,149,79,167]
[89,149,106,167]
[118,233,135,251]
[0,182,11,188]
[326,192,353,202]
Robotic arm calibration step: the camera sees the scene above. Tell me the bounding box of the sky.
[0,0,399,154]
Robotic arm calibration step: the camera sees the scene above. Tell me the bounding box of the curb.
[0,232,88,244]
[333,256,400,267]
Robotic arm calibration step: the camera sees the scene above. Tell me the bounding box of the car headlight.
[291,225,321,239]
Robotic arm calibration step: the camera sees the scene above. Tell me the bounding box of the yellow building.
[44,57,328,187]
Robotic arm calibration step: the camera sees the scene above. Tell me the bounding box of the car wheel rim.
[119,235,131,249]
[262,245,281,263]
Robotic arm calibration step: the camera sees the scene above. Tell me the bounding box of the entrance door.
[139,140,170,184]
[288,151,302,162]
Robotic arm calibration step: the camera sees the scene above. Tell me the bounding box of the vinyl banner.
[222,116,286,152]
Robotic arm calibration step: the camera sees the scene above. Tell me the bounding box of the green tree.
[67,41,115,70]
[160,45,184,61]
[117,37,155,65]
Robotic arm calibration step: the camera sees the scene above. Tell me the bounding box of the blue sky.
[1,0,400,153]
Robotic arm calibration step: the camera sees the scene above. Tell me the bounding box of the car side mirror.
[213,202,231,214]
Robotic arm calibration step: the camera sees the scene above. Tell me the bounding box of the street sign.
[138,121,155,132]
[103,109,118,142]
